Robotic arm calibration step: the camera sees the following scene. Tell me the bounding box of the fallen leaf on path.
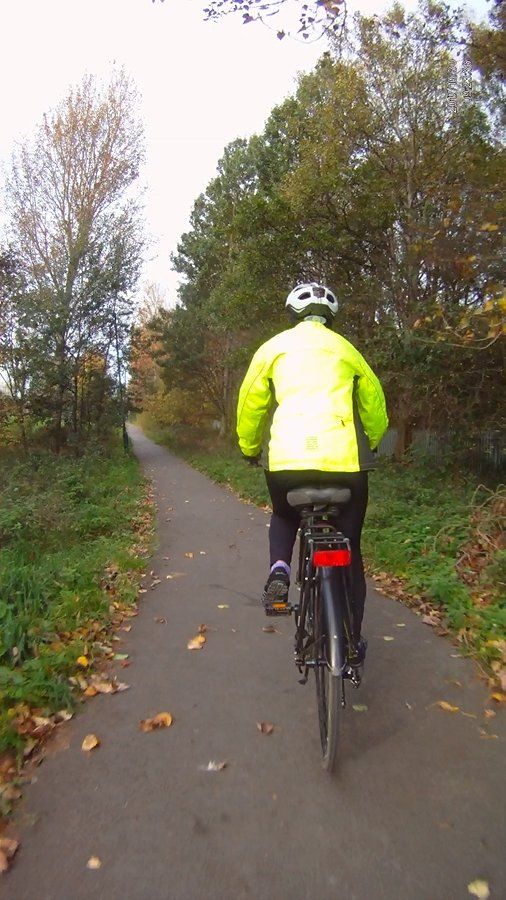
[150,579,161,588]
[185,552,194,559]
[217,604,229,609]
[120,660,130,668]
[77,656,89,667]
[199,760,227,771]
[155,616,167,624]
[436,701,459,713]
[257,722,274,735]
[138,588,147,594]
[262,625,279,634]
[199,551,207,555]
[396,623,406,628]
[92,681,115,694]
[86,856,102,870]
[498,667,506,692]
[187,634,206,650]
[352,704,368,712]
[115,682,130,692]
[491,692,506,703]
[484,709,496,720]
[0,784,22,803]
[383,636,395,641]
[468,879,490,899]
[32,715,53,728]
[478,729,498,740]
[121,625,132,633]
[113,653,129,661]
[84,685,98,697]
[139,712,173,732]
[0,752,16,780]
[0,837,19,873]
[460,712,477,719]
[82,734,100,752]
[166,572,186,580]
[405,701,413,710]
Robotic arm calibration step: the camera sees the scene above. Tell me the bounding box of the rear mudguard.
[320,567,345,677]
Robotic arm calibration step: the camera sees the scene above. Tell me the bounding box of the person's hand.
[242,452,261,467]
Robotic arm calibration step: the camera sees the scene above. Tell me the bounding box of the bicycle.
[286,485,363,772]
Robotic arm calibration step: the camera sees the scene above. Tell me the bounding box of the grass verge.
[139,416,505,688]
[0,439,153,772]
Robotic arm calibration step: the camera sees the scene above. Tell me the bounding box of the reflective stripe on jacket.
[236,320,388,473]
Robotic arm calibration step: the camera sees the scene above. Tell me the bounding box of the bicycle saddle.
[287,486,351,509]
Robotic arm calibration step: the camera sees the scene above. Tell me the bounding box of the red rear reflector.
[313,549,351,567]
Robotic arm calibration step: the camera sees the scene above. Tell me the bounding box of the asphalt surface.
[4,426,505,900]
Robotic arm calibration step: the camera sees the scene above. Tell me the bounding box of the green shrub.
[0,440,148,753]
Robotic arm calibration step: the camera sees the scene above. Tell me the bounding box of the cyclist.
[236,283,388,656]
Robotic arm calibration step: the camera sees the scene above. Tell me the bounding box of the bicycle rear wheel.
[314,571,345,772]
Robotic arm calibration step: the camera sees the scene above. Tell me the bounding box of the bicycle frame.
[294,506,359,680]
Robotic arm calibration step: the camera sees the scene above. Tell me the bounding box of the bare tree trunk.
[72,371,79,435]
[394,415,414,461]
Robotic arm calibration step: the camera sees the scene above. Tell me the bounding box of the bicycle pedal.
[343,666,362,687]
[265,602,291,616]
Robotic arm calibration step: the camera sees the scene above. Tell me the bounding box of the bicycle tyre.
[314,570,345,773]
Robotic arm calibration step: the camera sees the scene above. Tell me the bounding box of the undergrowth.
[0,441,148,755]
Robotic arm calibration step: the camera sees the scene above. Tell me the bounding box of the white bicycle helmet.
[285,282,338,323]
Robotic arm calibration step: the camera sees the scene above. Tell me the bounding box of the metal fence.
[378,428,505,474]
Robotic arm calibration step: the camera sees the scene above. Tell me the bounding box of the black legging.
[264,469,369,640]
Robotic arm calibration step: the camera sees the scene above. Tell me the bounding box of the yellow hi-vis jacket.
[237,320,388,473]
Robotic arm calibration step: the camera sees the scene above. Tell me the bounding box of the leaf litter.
[436,701,459,713]
[257,722,275,735]
[0,837,20,874]
[468,880,490,899]
[139,712,173,732]
[187,624,208,650]
[199,760,227,772]
[87,856,102,870]
[81,734,100,752]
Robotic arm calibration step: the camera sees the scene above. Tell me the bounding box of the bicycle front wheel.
[314,570,345,773]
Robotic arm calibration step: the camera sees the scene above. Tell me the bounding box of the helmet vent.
[299,292,311,300]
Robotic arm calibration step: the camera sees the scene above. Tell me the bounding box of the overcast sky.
[0,0,489,305]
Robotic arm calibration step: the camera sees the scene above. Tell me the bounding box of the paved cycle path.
[5,426,505,900]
